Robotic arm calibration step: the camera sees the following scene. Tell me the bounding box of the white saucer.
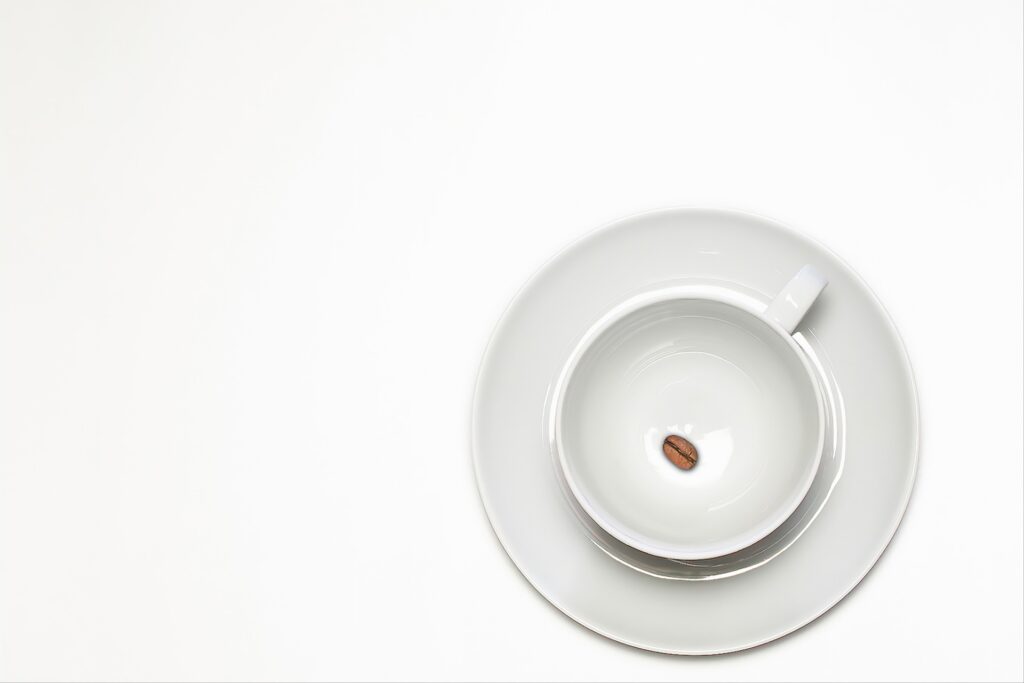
[472,208,919,654]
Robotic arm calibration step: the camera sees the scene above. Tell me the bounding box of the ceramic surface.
[553,285,825,560]
[472,208,919,654]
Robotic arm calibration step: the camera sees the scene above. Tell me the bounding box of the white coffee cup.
[552,266,828,560]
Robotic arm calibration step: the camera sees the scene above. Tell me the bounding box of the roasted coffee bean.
[662,434,698,470]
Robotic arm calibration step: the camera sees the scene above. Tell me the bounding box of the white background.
[1,1,1022,681]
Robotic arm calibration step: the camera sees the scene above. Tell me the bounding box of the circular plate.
[471,208,919,654]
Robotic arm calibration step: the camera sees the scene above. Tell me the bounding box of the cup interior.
[554,290,824,560]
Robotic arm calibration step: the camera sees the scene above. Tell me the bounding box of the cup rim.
[550,284,827,560]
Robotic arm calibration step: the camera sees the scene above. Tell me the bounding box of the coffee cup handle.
[763,265,828,334]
